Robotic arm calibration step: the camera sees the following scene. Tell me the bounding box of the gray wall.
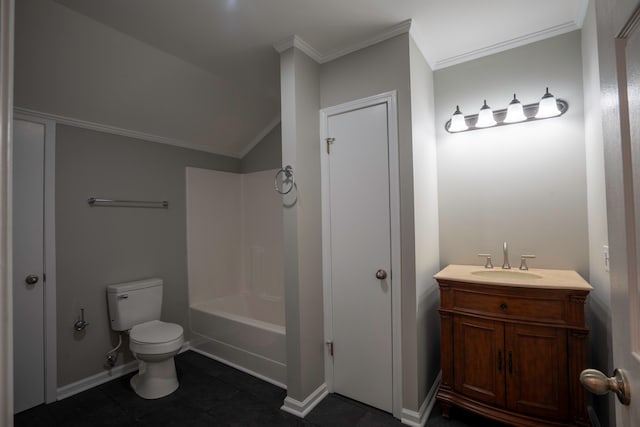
[240,123,282,173]
[319,33,438,412]
[409,37,441,406]
[280,47,325,402]
[15,0,277,156]
[434,31,589,278]
[581,1,614,425]
[56,124,238,386]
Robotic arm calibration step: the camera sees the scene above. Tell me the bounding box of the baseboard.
[188,344,286,389]
[57,360,139,401]
[56,342,190,401]
[280,383,328,418]
[401,372,441,427]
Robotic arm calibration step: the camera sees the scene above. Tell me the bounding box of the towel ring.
[274,165,295,195]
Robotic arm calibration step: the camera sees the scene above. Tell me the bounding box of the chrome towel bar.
[87,197,169,209]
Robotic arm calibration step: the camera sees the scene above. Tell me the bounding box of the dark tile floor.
[15,351,499,426]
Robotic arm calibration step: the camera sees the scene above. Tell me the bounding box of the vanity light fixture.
[535,87,562,118]
[475,100,497,128]
[448,105,468,132]
[445,87,568,133]
[504,94,527,123]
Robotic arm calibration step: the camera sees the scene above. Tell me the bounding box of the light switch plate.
[604,245,610,272]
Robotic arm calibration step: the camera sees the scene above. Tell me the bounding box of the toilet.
[106,278,184,399]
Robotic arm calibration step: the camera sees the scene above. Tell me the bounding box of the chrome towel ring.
[274,165,295,195]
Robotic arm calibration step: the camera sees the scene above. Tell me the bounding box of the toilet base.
[130,356,179,399]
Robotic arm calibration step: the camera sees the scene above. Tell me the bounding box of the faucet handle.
[519,255,536,270]
[478,253,494,269]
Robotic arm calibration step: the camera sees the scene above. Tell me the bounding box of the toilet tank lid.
[106,278,163,294]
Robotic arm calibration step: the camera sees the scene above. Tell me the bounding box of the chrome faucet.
[502,242,511,269]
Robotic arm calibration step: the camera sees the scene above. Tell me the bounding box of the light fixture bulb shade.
[476,100,496,128]
[504,94,526,123]
[535,87,561,118]
[448,105,468,132]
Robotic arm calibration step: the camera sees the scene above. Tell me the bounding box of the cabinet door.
[453,316,505,406]
[505,324,569,421]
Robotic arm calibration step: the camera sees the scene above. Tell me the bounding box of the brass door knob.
[580,368,630,405]
[375,269,387,280]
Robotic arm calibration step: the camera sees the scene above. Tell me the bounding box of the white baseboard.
[57,360,139,401]
[56,342,190,401]
[188,345,286,390]
[280,383,328,418]
[401,372,441,427]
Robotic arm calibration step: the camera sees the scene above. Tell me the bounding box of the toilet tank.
[107,278,163,331]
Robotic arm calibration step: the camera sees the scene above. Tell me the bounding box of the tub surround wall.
[186,167,284,305]
[55,124,239,387]
[186,165,286,383]
[434,30,589,278]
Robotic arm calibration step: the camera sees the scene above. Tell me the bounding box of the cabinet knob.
[500,303,508,311]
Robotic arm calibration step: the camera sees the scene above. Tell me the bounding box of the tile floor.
[14,351,500,426]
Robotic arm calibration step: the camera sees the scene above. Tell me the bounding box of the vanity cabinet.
[435,266,591,427]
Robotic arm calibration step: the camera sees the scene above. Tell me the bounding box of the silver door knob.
[25,274,39,285]
[375,269,387,280]
[580,368,630,405]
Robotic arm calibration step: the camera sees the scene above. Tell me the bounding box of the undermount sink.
[471,270,543,280]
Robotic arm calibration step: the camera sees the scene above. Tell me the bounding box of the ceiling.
[52,0,588,156]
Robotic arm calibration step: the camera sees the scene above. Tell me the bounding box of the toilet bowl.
[129,320,184,399]
[106,278,185,399]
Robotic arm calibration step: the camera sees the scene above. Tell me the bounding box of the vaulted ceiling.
[46,0,588,156]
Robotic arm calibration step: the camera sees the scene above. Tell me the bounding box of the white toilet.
[106,278,184,399]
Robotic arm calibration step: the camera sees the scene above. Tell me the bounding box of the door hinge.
[326,341,334,356]
[326,138,335,154]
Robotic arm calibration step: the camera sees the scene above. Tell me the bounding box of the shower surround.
[186,167,285,385]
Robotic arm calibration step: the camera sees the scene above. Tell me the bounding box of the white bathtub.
[189,292,286,387]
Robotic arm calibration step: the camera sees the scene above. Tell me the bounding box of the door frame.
[319,91,402,417]
[13,111,57,406]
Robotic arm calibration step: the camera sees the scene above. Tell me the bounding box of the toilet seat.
[130,320,184,355]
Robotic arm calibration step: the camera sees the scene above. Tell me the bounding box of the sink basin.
[471,270,543,280]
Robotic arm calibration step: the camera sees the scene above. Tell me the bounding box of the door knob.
[375,269,387,280]
[25,274,39,285]
[580,368,630,405]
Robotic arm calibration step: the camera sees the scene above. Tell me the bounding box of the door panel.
[453,316,505,406]
[327,102,392,412]
[506,324,568,421]
[13,119,45,413]
[618,4,640,424]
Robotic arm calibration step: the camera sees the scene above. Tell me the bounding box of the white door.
[324,101,393,412]
[614,4,640,424]
[13,118,46,413]
[586,3,640,425]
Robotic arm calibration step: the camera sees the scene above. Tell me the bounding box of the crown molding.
[273,35,323,62]
[273,19,412,64]
[13,107,244,158]
[320,19,412,63]
[433,20,579,70]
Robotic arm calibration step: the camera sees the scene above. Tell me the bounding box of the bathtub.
[189,292,286,387]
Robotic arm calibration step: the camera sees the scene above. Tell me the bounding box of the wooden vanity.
[434,264,592,427]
